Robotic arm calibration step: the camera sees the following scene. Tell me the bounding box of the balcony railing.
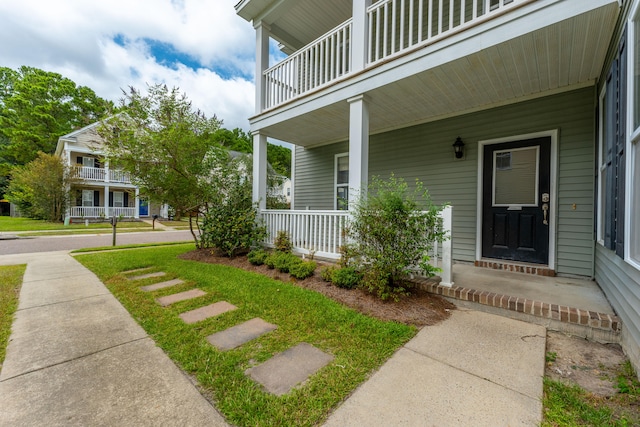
[74,166,132,184]
[260,205,453,286]
[262,0,525,109]
[69,206,136,218]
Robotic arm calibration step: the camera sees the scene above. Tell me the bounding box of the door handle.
[542,203,549,225]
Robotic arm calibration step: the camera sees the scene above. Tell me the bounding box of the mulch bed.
[179,249,454,326]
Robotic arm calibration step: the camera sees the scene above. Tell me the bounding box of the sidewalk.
[0,251,227,427]
[0,251,546,426]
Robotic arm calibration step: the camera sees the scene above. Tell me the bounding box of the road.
[0,230,195,255]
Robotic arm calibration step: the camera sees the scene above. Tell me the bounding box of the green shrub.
[290,260,317,279]
[274,230,293,253]
[247,249,269,265]
[320,265,337,282]
[331,267,362,289]
[347,174,446,301]
[265,251,300,273]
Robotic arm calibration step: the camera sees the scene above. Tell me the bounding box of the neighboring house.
[268,177,292,204]
[237,1,640,371]
[55,122,148,221]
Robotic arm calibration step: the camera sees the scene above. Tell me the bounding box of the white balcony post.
[255,21,270,114]
[347,94,369,208]
[253,131,268,210]
[352,0,372,71]
[134,188,140,219]
[104,160,110,183]
[440,205,454,287]
[104,185,110,218]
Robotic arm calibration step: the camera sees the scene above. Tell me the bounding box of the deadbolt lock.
[542,193,550,203]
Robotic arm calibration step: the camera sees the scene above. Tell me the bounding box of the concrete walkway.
[0,251,546,426]
[0,251,227,427]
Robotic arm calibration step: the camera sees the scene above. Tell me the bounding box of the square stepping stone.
[207,318,277,351]
[128,271,167,281]
[121,267,153,274]
[156,289,206,307]
[140,279,185,292]
[179,301,238,324]
[246,343,334,396]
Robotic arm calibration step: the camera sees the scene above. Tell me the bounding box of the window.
[82,157,95,168]
[629,3,640,266]
[598,29,626,258]
[493,147,538,206]
[335,153,349,210]
[113,191,124,207]
[287,187,291,196]
[82,190,94,207]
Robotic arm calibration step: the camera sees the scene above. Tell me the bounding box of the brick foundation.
[474,260,556,277]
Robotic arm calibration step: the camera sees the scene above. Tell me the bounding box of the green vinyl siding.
[595,245,640,373]
[294,87,596,276]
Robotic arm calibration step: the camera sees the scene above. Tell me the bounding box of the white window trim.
[82,190,94,207]
[334,152,349,210]
[113,191,124,208]
[626,0,640,269]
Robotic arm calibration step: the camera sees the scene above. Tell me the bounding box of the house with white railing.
[55,122,154,221]
[237,1,640,373]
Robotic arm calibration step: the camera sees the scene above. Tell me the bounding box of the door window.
[113,191,124,207]
[82,190,94,207]
[492,146,539,206]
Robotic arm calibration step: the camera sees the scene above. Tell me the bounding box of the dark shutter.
[615,31,627,257]
[76,191,82,206]
[93,191,99,207]
[124,192,129,207]
[77,156,83,165]
[95,158,101,168]
[604,69,616,249]
[108,191,113,208]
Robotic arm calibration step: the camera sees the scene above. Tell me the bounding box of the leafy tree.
[0,66,112,167]
[267,143,291,178]
[212,127,252,153]
[97,84,227,246]
[6,152,77,221]
[347,174,446,301]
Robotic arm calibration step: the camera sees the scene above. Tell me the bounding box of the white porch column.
[255,21,270,114]
[104,185,110,218]
[352,0,372,72]
[253,131,268,210]
[134,187,140,219]
[104,160,110,183]
[347,94,370,209]
[290,145,296,210]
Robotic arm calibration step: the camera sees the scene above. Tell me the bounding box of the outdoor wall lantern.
[453,137,465,159]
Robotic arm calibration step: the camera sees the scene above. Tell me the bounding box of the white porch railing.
[109,170,132,184]
[76,166,106,181]
[74,166,132,184]
[260,205,453,286]
[263,20,353,109]
[367,0,521,64]
[69,207,136,218]
[262,0,526,109]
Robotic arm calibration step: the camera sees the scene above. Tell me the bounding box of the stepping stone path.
[128,271,167,281]
[156,289,206,307]
[140,279,185,292]
[246,343,334,396]
[179,302,238,324]
[141,272,334,396]
[121,267,153,274]
[207,318,277,351]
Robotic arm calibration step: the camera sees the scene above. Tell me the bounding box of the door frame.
[475,129,558,269]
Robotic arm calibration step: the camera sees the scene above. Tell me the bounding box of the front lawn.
[0,264,25,366]
[76,244,416,427]
[0,216,151,232]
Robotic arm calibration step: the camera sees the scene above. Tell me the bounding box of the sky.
[0,0,282,133]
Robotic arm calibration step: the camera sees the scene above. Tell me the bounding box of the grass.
[543,366,640,427]
[76,244,416,427]
[0,216,151,232]
[0,264,26,366]
[71,241,192,253]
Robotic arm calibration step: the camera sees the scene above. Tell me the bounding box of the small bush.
[265,251,300,273]
[274,231,293,253]
[264,253,277,269]
[331,267,363,289]
[320,266,337,282]
[247,249,269,265]
[290,260,317,279]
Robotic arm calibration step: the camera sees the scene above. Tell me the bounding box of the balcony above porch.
[238,0,620,147]
[74,166,132,184]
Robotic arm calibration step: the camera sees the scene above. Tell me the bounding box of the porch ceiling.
[253,2,619,147]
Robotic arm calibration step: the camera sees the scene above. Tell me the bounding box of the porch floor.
[414,263,621,343]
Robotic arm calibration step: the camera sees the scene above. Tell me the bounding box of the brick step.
[413,278,621,343]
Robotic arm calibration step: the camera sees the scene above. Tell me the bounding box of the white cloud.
[0,0,256,130]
